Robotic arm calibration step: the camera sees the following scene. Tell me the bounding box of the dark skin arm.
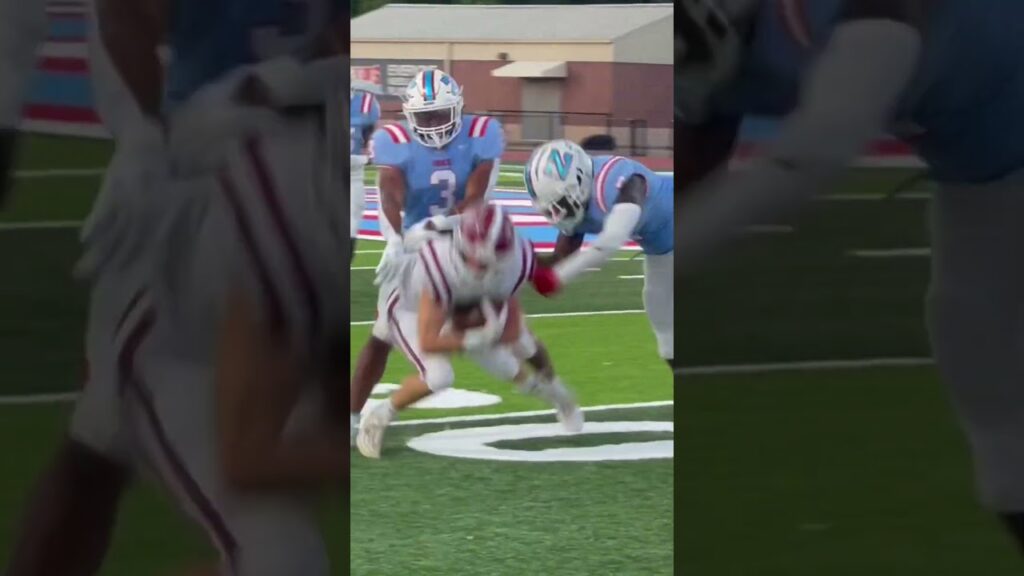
[453,160,495,214]
[378,165,407,238]
[97,0,167,121]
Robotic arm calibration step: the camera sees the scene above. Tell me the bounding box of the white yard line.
[618,275,644,279]
[351,308,645,326]
[676,357,933,376]
[391,400,674,427]
[0,357,939,406]
[14,168,105,178]
[0,220,80,231]
[848,248,931,258]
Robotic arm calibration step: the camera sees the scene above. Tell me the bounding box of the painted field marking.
[392,400,674,427]
[0,220,80,231]
[848,248,931,258]
[618,275,644,279]
[676,357,933,376]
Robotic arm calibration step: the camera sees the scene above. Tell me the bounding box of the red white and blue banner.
[24,1,107,138]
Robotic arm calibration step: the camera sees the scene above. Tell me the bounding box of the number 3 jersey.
[369,115,505,231]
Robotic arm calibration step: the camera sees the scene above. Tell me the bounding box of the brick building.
[351,3,674,157]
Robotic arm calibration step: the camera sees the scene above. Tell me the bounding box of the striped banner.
[23,1,107,138]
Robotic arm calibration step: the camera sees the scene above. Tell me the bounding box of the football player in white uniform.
[6,1,169,573]
[356,204,583,459]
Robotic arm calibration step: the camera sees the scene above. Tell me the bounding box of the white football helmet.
[453,203,516,284]
[401,69,464,148]
[524,140,594,234]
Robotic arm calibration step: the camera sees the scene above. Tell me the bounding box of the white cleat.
[357,402,394,459]
[520,375,584,433]
[549,378,585,433]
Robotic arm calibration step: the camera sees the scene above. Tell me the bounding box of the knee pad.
[513,327,538,360]
[423,356,455,392]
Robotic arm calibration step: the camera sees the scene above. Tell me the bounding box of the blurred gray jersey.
[153,111,345,372]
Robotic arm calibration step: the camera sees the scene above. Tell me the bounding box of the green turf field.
[350,158,675,575]
[0,136,344,574]
[677,169,1024,572]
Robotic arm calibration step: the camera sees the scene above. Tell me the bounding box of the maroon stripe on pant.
[219,169,286,335]
[387,294,426,378]
[425,241,453,305]
[245,137,321,340]
[117,306,240,571]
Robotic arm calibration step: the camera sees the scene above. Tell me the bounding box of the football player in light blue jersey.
[350,83,381,263]
[680,0,1024,551]
[525,140,675,368]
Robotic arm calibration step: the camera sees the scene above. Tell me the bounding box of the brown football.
[451,300,504,330]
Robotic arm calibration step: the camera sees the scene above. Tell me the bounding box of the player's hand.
[374,239,412,287]
[461,300,507,351]
[531,265,562,297]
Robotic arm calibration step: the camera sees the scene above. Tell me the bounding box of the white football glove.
[461,300,508,351]
[373,239,407,287]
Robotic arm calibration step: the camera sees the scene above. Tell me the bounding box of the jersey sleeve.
[593,156,649,214]
[506,236,537,297]
[468,116,505,162]
[369,123,412,169]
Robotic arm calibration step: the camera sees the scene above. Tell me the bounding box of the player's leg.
[474,316,583,432]
[643,251,675,369]
[350,285,396,444]
[125,326,331,576]
[926,171,1024,552]
[5,189,152,576]
[357,308,454,458]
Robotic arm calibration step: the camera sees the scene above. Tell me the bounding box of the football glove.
[461,300,507,351]
[530,265,562,297]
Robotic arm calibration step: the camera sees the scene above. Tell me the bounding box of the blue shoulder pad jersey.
[164,0,334,110]
[573,156,674,256]
[369,114,505,230]
[717,0,1024,183]
[350,90,381,154]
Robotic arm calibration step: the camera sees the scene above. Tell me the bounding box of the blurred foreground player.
[679,0,1024,553]
[5,0,167,573]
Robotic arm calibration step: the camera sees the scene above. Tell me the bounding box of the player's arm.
[378,165,407,242]
[215,287,344,490]
[539,233,585,267]
[455,118,505,214]
[0,0,50,207]
[96,0,167,121]
[497,297,522,345]
[455,160,496,214]
[679,0,925,273]
[417,291,466,354]
[551,176,645,285]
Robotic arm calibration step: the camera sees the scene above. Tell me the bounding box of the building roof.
[351,3,674,43]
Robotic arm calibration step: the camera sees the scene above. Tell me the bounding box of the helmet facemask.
[402,70,465,148]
